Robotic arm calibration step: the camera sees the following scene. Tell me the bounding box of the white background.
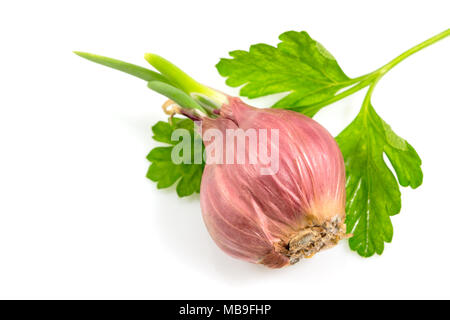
[0,0,449,299]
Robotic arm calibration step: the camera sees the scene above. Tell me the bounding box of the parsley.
[147,118,204,197]
[216,31,356,117]
[337,101,422,256]
[217,29,448,256]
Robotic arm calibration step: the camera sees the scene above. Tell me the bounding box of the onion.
[200,97,347,268]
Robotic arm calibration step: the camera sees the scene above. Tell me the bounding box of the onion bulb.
[200,97,347,268]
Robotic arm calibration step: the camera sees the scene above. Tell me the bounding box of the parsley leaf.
[215,30,449,257]
[216,31,356,116]
[147,118,204,197]
[336,103,422,256]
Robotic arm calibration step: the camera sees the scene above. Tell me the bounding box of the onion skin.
[200,97,347,268]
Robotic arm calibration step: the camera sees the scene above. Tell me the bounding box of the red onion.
[200,97,347,268]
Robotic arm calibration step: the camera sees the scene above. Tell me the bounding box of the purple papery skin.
[200,97,346,268]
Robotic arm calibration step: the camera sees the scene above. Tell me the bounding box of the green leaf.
[144,53,228,108]
[216,31,354,116]
[147,117,204,197]
[336,103,423,257]
[147,81,207,113]
[74,51,173,84]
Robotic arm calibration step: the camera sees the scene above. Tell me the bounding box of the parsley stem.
[293,75,376,111]
[376,28,450,77]
[306,29,450,113]
[362,29,449,111]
